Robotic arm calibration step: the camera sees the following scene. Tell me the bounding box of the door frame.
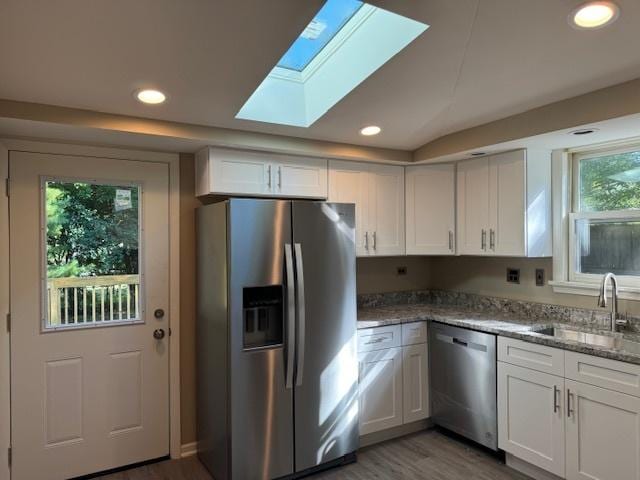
[0,139,182,477]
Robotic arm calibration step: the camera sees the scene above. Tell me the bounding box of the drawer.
[565,351,640,398]
[358,325,402,353]
[498,337,564,376]
[402,321,427,346]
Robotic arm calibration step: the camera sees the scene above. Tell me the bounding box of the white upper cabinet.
[406,163,456,255]
[328,161,405,257]
[195,146,327,198]
[457,150,552,257]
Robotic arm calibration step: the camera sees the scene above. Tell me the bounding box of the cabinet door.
[207,148,271,195]
[275,156,327,198]
[457,158,489,255]
[402,343,429,423]
[406,164,455,255]
[498,362,565,477]
[358,347,403,435]
[328,161,370,256]
[489,151,525,256]
[368,164,405,256]
[566,379,640,480]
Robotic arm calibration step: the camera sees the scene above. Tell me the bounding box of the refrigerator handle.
[294,243,306,387]
[284,244,295,390]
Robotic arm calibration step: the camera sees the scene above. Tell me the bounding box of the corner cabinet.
[195,146,328,199]
[405,163,456,255]
[457,150,552,257]
[328,161,404,257]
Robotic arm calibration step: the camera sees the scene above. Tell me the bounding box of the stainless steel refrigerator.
[196,199,358,480]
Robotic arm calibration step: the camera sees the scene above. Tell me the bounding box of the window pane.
[579,150,640,212]
[45,181,140,328]
[575,217,640,276]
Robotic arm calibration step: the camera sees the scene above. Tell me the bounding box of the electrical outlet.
[397,266,407,276]
[535,268,545,286]
[506,268,520,284]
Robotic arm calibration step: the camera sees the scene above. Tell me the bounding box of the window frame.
[40,175,145,332]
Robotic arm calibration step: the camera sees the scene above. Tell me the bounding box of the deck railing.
[47,274,140,326]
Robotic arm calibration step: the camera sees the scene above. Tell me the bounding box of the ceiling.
[2,0,640,151]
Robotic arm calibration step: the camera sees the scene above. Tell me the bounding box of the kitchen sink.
[534,327,640,355]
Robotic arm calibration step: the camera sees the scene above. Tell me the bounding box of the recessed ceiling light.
[360,125,381,136]
[136,89,166,105]
[570,2,619,29]
[570,128,599,135]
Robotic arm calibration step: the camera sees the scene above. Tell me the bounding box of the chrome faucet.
[598,273,626,331]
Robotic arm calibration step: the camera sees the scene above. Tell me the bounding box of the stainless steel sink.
[534,327,640,355]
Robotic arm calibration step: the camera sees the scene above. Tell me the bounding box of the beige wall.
[357,256,432,294]
[427,256,640,316]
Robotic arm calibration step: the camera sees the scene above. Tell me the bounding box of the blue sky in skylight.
[277,0,363,72]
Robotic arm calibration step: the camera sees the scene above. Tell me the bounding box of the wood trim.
[0,142,10,480]
[359,419,432,448]
[180,442,198,458]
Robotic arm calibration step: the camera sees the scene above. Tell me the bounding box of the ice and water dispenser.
[242,285,284,350]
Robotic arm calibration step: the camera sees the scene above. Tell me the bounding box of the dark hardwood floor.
[97,429,528,480]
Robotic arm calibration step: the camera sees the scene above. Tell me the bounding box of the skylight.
[277,0,364,72]
[236,2,428,128]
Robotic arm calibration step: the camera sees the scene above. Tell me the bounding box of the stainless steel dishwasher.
[429,322,498,450]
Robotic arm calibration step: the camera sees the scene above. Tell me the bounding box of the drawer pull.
[553,385,560,413]
[567,389,574,418]
[365,337,385,345]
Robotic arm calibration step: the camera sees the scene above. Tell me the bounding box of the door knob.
[153,329,166,340]
[154,309,165,319]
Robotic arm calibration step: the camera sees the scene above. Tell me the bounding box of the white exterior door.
[328,161,370,256]
[489,151,525,256]
[457,157,489,255]
[358,347,403,435]
[406,164,455,255]
[498,362,565,477]
[566,379,640,480]
[10,151,170,479]
[368,164,405,256]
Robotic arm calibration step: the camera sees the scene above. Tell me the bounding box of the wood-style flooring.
[97,429,529,480]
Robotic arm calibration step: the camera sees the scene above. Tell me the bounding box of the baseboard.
[506,453,563,480]
[359,418,432,448]
[180,441,198,458]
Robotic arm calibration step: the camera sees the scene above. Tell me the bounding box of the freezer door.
[292,202,359,472]
[228,199,294,479]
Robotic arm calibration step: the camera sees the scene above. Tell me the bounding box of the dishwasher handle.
[435,332,488,352]
[453,338,468,347]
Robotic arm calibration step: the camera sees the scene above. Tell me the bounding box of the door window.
[43,179,142,329]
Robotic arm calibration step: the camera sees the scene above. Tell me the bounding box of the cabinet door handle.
[278,166,282,189]
[567,389,574,418]
[481,229,486,250]
[267,165,272,189]
[490,229,495,250]
[365,232,369,250]
[553,385,560,413]
[449,231,454,251]
[373,231,377,250]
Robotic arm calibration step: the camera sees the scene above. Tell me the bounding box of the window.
[44,179,141,329]
[569,145,640,286]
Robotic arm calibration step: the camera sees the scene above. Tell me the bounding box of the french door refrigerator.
[197,199,358,480]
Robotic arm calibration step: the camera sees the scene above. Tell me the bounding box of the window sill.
[549,280,640,301]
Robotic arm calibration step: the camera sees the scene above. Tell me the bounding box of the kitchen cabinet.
[402,343,429,423]
[358,347,404,435]
[195,146,327,198]
[498,336,640,479]
[405,163,456,255]
[457,150,551,257]
[498,362,565,477]
[329,161,404,256]
[565,379,640,480]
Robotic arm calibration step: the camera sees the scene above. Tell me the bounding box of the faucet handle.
[616,312,629,329]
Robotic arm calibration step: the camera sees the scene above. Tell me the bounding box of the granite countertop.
[357,303,640,365]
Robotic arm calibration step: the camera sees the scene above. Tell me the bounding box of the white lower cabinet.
[498,362,565,477]
[358,322,429,436]
[498,336,640,480]
[402,343,429,423]
[358,347,404,435]
[565,379,640,480]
